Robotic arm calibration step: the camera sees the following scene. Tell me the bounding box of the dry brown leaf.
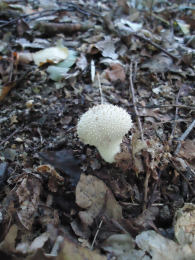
[15,175,42,230]
[37,164,64,192]
[0,225,18,253]
[76,174,122,226]
[178,140,195,169]
[106,63,126,82]
[0,81,17,102]
[131,134,147,174]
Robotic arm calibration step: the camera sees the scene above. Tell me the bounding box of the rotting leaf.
[39,149,81,186]
[76,174,122,226]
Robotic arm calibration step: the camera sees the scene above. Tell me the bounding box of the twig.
[129,62,144,141]
[97,72,104,104]
[174,119,195,155]
[0,5,89,28]
[0,127,22,148]
[170,85,183,141]
[91,218,104,250]
[49,236,64,256]
[136,104,194,109]
[143,170,150,211]
[133,33,179,62]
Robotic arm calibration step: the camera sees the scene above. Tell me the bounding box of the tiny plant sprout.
[77,104,133,163]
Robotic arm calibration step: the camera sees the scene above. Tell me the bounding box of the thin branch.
[136,104,194,109]
[91,218,104,250]
[0,4,89,28]
[143,170,150,211]
[97,72,104,104]
[133,32,179,62]
[129,62,144,141]
[0,127,22,148]
[170,85,183,141]
[103,13,179,63]
[174,119,195,155]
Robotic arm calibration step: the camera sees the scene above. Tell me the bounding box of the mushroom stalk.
[97,140,122,163]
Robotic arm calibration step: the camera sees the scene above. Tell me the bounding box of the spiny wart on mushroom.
[77,104,133,163]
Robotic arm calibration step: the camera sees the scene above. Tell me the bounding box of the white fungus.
[77,104,133,163]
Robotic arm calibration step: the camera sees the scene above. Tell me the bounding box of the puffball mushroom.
[77,104,133,163]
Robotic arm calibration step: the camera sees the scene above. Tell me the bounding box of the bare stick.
[143,170,150,211]
[133,33,179,62]
[174,119,195,155]
[0,127,22,148]
[91,218,103,250]
[97,72,104,104]
[129,62,144,141]
[170,85,183,141]
[136,104,194,109]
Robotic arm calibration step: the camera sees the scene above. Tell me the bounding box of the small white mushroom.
[77,104,133,163]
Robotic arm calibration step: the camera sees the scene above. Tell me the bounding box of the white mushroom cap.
[77,104,133,163]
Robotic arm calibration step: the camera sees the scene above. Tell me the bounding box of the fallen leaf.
[114,18,142,33]
[0,225,18,253]
[174,203,195,245]
[141,53,173,73]
[32,46,68,66]
[0,81,16,102]
[47,50,77,81]
[95,37,118,59]
[76,174,122,226]
[106,63,126,82]
[15,175,42,230]
[178,140,195,169]
[76,53,88,71]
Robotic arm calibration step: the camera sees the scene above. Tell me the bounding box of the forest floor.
[0,0,194,259]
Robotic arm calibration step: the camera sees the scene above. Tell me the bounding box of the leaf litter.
[0,0,195,259]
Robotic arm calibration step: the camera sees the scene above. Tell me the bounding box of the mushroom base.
[97,140,122,163]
